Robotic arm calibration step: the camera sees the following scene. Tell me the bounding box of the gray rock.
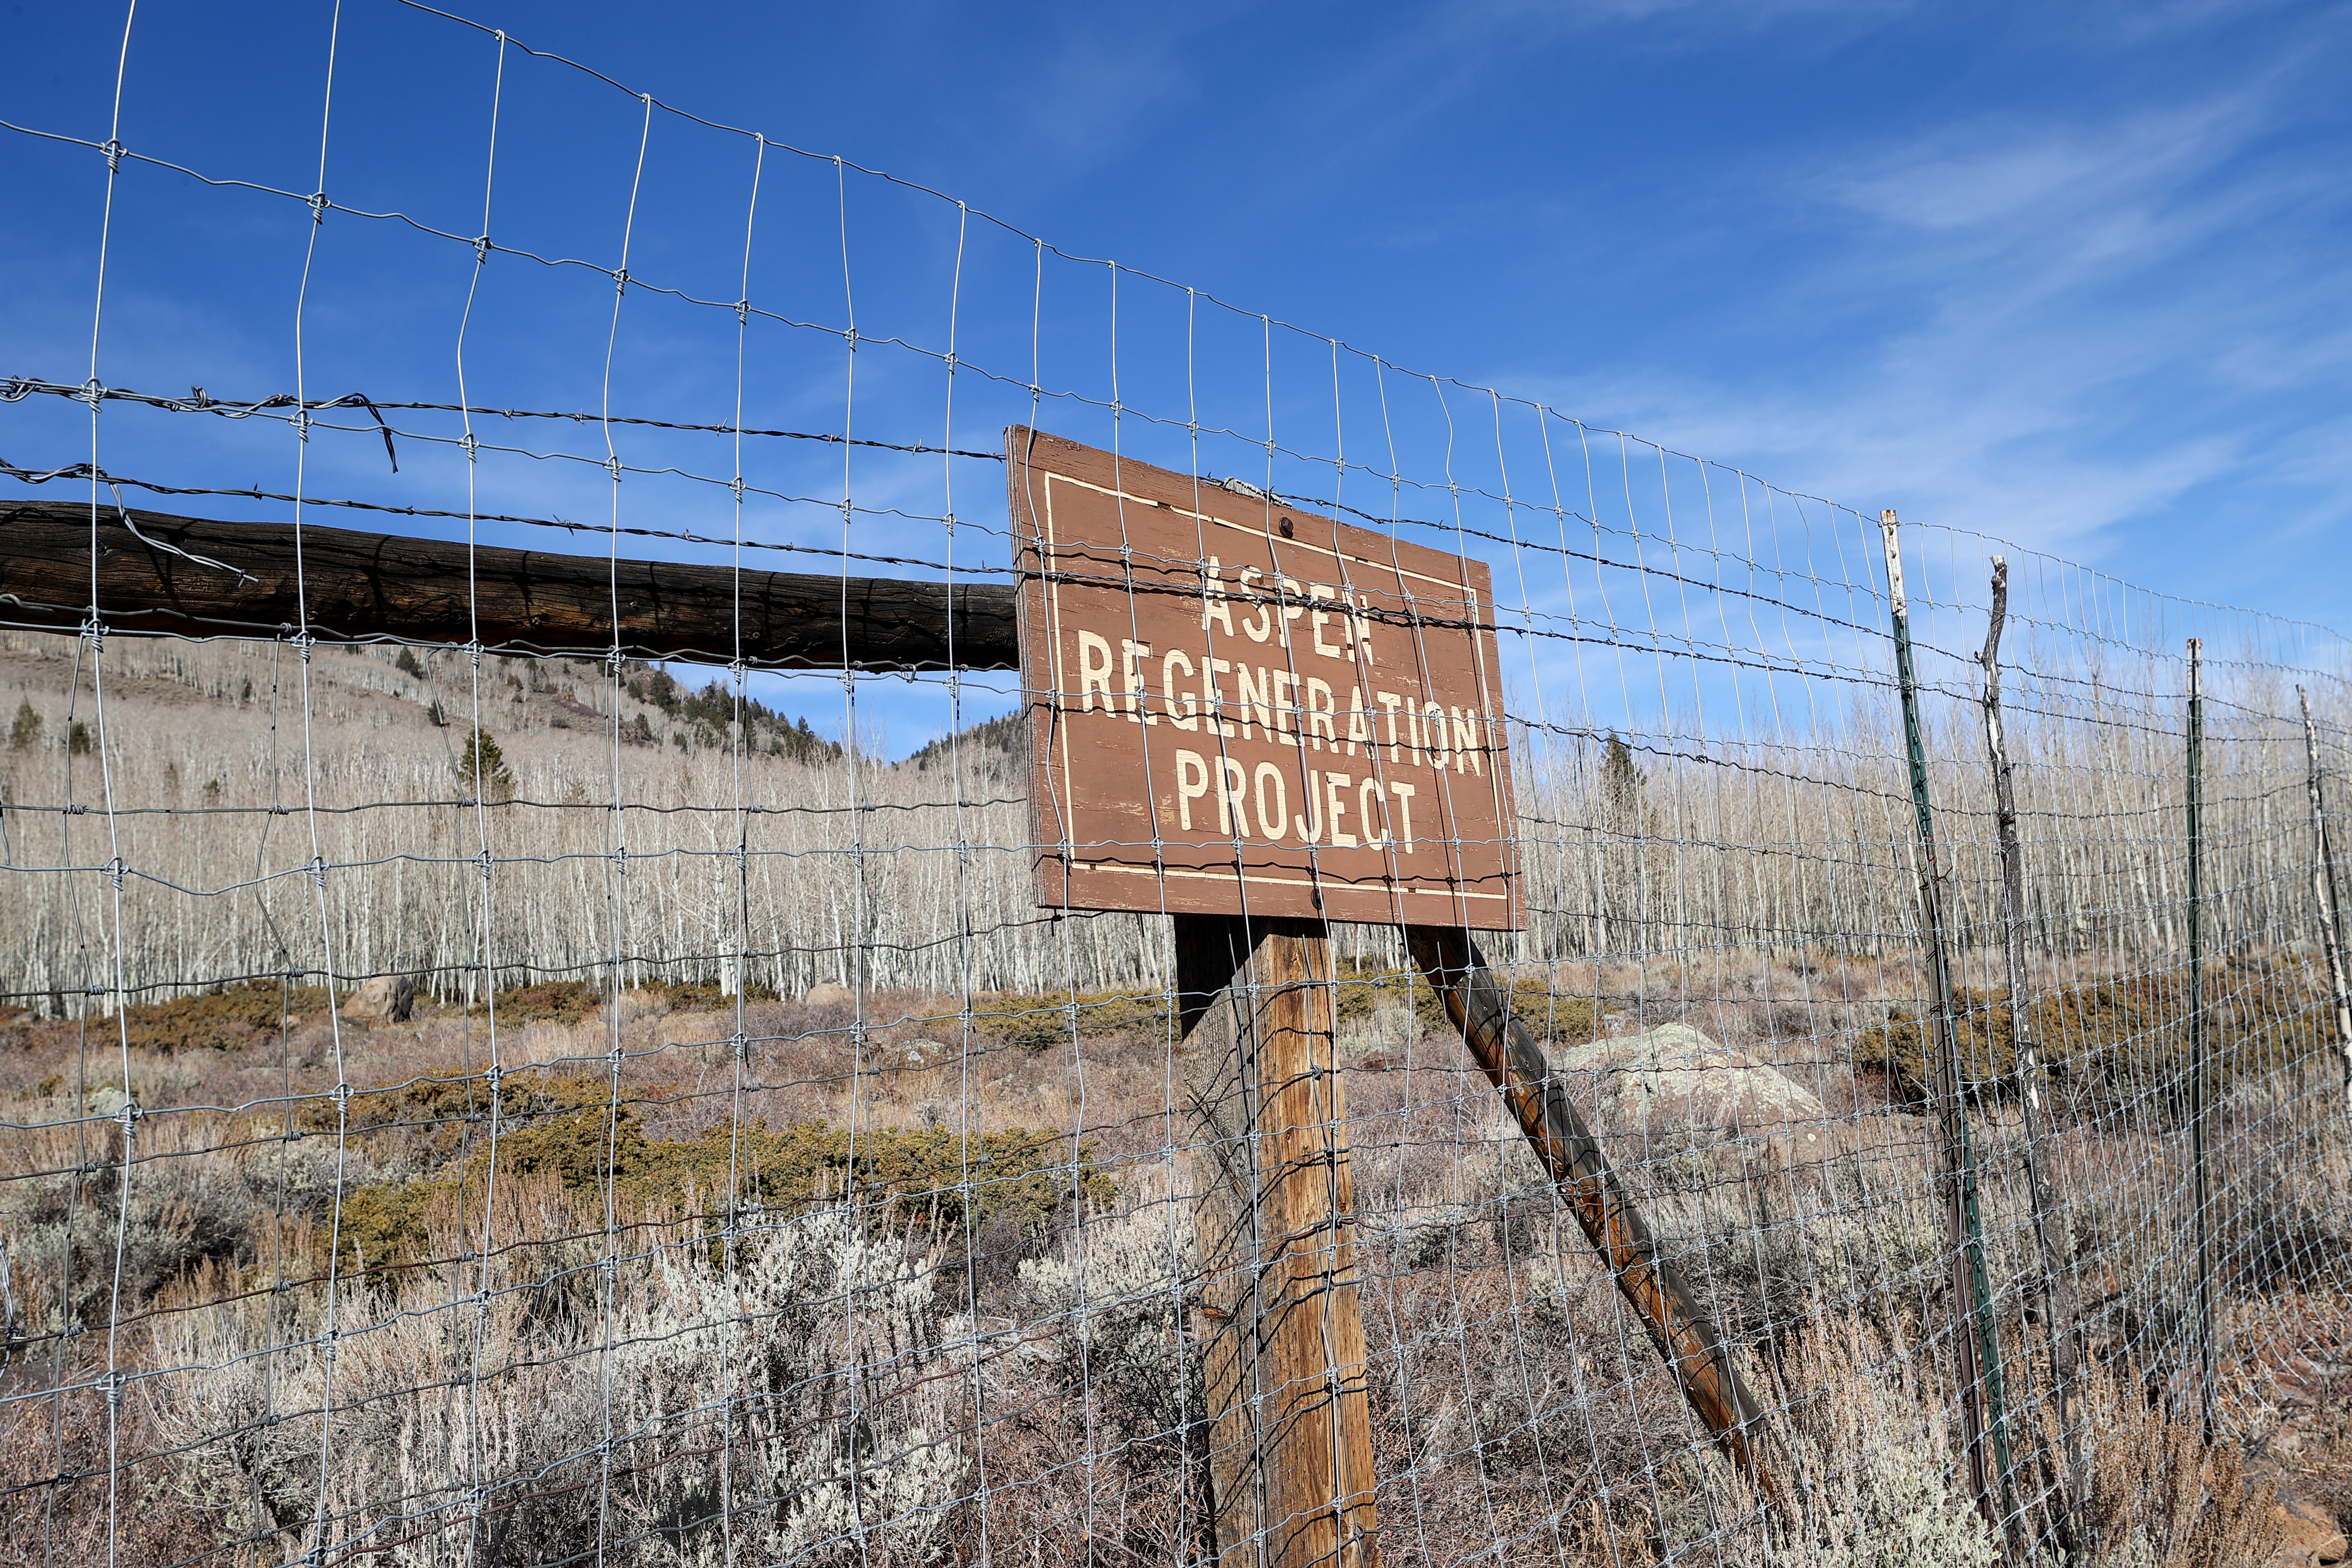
[896,1038,947,1069]
[1548,1023,1828,1158]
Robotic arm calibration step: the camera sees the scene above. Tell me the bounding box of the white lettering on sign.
[1049,587,1501,853]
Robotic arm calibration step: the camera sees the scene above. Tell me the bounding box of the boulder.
[893,1038,948,1070]
[341,974,416,1023]
[1547,1023,1828,1157]
[2269,1498,2348,1566]
[802,980,855,1008]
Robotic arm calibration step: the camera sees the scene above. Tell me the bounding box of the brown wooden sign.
[1008,427,1522,929]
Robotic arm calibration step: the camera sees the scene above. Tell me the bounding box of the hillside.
[0,628,1116,1009]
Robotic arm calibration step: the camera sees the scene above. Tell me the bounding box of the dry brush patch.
[7,628,2352,1562]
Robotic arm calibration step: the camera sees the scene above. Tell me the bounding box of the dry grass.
[2077,1357,2287,1566]
[2,959,2349,1566]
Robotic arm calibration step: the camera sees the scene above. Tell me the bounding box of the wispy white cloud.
[1496,36,2352,607]
[1825,102,2248,236]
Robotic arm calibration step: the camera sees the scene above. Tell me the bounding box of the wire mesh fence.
[4,8,2352,1567]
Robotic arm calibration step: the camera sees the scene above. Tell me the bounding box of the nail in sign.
[1008,427,1523,929]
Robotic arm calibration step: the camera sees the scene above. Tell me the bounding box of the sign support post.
[1178,914,1379,1568]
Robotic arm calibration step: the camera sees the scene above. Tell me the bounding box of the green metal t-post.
[1880,512,2018,1547]
[2187,639,2214,1442]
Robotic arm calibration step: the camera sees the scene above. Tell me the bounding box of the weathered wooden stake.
[1880,511,2016,1543]
[1178,915,1379,1568]
[1977,557,2083,1545]
[2297,686,2352,1110]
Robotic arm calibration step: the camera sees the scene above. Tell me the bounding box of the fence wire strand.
[4,10,2352,1568]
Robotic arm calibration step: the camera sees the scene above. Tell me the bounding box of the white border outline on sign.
[1034,468,1514,912]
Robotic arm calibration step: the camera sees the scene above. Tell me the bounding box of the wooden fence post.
[1178,914,1379,1568]
[1976,557,2084,1546]
[2297,686,2352,1109]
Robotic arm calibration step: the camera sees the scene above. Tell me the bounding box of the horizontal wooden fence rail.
[0,499,1020,671]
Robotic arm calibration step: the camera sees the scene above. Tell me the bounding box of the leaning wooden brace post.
[1879,511,2017,1542]
[1179,915,1380,1568]
[1976,557,2083,1546]
[1402,925,1777,1501]
[2297,686,2352,1109]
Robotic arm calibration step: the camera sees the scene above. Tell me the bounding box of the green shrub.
[333,1094,1111,1274]
[971,967,1594,1050]
[455,724,514,799]
[1854,961,2330,1111]
[0,980,332,1055]
[1403,971,1598,1045]
[482,979,605,1023]
[457,976,774,1026]
[973,986,1178,1048]
[312,1067,619,1173]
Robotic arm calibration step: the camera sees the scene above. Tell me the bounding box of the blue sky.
[4,0,2347,754]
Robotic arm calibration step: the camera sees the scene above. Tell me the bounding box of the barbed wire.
[4,9,2351,1568]
[2,375,1005,462]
